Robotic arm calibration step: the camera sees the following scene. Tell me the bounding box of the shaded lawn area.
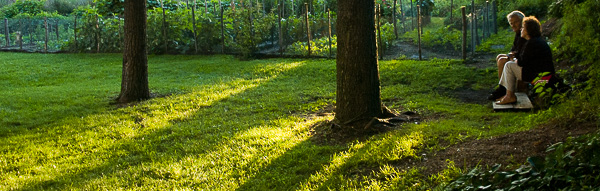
[0,52,562,190]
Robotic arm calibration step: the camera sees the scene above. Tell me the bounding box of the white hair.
[506,10,525,21]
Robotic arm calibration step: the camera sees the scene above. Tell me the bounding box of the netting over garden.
[1,0,506,58]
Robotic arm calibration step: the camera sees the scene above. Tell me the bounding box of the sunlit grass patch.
[0,52,557,190]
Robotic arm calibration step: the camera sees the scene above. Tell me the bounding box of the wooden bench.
[493,92,533,110]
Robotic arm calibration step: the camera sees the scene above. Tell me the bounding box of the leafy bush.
[404,25,462,52]
[44,0,79,15]
[0,0,45,18]
[552,0,600,91]
[444,130,600,190]
[289,35,336,57]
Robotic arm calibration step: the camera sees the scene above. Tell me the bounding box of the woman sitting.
[496,16,555,105]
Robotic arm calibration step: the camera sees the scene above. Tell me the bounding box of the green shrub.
[444,130,600,190]
[44,0,77,15]
[289,35,336,57]
[553,0,600,90]
[0,0,45,18]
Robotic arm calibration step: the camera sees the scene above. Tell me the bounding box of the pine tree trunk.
[335,0,390,128]
[118,0,150,104]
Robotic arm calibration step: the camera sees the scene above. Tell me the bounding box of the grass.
[0,52,561,190]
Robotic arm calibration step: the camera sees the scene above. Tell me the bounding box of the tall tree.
[335,0,394,128]
[117,0,150,104]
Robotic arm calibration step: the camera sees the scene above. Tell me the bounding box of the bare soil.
[395,120,598,177]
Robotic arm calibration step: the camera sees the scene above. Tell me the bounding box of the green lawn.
[0,52,557,190]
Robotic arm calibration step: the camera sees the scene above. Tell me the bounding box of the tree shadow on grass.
[11,58,339,190]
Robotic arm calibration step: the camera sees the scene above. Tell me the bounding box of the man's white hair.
[506,10,525,21]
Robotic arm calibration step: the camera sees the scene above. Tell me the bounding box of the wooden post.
[377,4,383,60]
[485,1,489,39]
[4,18,9,47]
[473,0,479,45]
[450,0,453,21]
[410,0,414,30]
[192,0,198,53]
[393,0,398,39]
[492,0,498,34]
[417,5,422,60]
[55,20,59,41]
[482,2,486,39]
[281,0,285,18]
[74,15,77,50]
[44,17,49,52]
[279,4,283,56]
[29,19,33,45]
[221,6,225,53]
[250,0,255,42]
[95,15,100,53]
[328,8,332,58]
[218,0,222,16]
[305,3,311,56]
[471,0,475,55]
[19,19,22,49]
[461,6,467,60]
[399,0,404,33]
[160,0,168,54]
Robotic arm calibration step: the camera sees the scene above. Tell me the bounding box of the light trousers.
[499,61,522,92]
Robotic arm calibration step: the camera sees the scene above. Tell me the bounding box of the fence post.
[399,0,404,33]
[461,6,467,60]
[450,0,454,21]
[305,3,311,56]
[482,2,486,39]
[377,4,383,60]
[95,15,100,53]
[221,6,225,53]
[393,0,398,39]
[19,19,22,49]
[279,4,284,56]
[471,0,475,55]
[492,0,498,34]
[328,8,332,58]
[55,20,59,42]
[192,0,198,54]
[74,15,77,50]
[44,17,49,53]
[417,5,422,60]
[4,18,9,47]
[410,0,414,30]
[281,0,285,18]
[160,0,168,54]
[29,19,33,45]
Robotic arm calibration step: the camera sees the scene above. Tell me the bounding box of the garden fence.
[1,0,498,60]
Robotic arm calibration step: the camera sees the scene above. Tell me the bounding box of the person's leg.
[497,56,509,79]
[497,61,522,104]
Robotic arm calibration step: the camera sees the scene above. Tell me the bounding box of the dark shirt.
[518,37,555,82]
[511,30,528,60]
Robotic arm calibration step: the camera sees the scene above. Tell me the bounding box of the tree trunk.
[335,0,392,128]
[118,0,150,104]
